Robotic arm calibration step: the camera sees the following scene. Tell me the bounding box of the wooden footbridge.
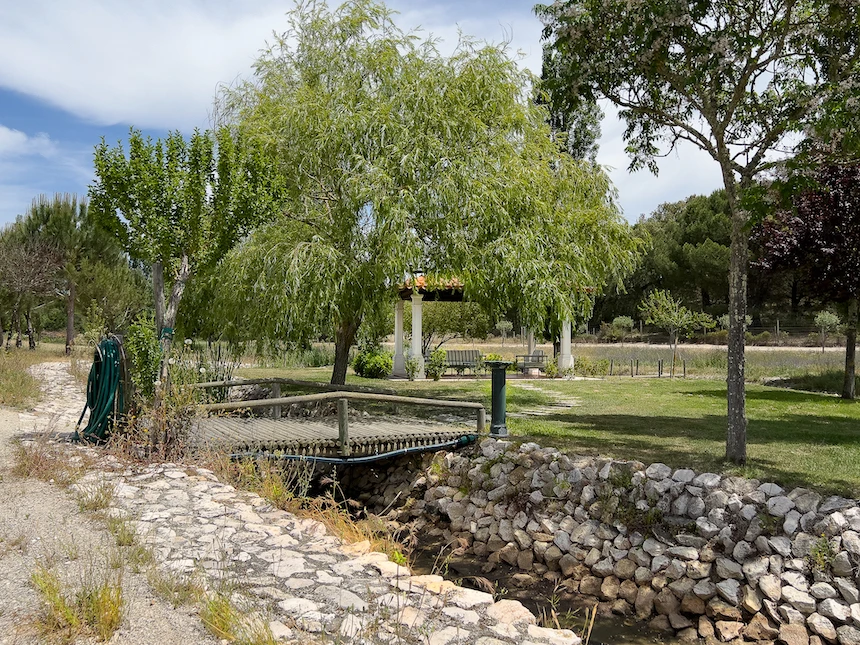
[191,378,486,462]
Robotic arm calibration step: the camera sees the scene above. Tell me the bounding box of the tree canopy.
[214,0,641,384]
[537,0,860,464]
[90,127,276,382]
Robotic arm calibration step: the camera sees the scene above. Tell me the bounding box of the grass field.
[238,364,860,497]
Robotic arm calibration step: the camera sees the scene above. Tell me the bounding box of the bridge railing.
[196,385,487,456]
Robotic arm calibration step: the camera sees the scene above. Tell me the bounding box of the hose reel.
[74,335,128,443]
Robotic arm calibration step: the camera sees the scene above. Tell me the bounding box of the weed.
[75,482,115,513]
[106,517,135,547]
[30,563,124,643]
[757,512,781,537]
[12,439,86,487]
[390,550,408,567]
[124,544,154,573]
[808,534,836,573]
[147,568,205,608]
[199,593,277,645]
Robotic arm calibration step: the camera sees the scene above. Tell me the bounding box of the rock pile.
[351,439,860,644]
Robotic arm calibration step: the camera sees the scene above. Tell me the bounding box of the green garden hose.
[75,337,125,443]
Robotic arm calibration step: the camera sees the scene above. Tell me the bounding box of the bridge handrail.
[190,377,395,395]
[199,390,486,436]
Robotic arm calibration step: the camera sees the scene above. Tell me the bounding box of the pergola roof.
[397,275,465,302]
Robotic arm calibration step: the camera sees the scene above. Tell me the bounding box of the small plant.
[106,517,135,547]
[147,569,205,608]
[31,563,124,642]
[352,347,393,378]
[199,593,277,644]
[390,550,408,566]
[756,511,780,537]
[808,534,836,572]
[12,439,87,487]
[544,358,559,378]
[124,312,161,404]
[75,482,115,513]
[425,348,447,381]
[405,356,420,380]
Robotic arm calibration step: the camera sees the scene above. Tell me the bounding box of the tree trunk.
[332,319,359,385]
[15,307,22,348]
[153,260,166,337]
[65,279,76,355]
[725,203,749,465]
[843,297,857,400]
[157,255,192,385]
[25,308,35,350]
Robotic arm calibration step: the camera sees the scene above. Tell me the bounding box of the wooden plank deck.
[191,416,475,458]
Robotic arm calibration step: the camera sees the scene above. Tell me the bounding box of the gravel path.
[1,362,582,645]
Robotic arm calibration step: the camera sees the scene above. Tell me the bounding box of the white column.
[559,320,573,371]
[527,330,536,356]
[410,293,425,379]
[393,300,406,377]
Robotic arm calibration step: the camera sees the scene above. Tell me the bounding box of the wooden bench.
[445,349,482,374]
[516,349,547,373]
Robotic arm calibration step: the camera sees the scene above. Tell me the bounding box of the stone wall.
[344,439,860,644]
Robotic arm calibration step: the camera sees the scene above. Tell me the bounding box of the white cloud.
[0,125,57,158]
[0,0,290,130]
[0,0,725,222]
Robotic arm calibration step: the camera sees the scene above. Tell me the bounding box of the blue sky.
[0,0,723,226]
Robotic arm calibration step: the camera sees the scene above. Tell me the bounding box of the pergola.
[392,276,573,379]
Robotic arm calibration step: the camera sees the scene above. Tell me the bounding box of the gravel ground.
[0,407,219,644]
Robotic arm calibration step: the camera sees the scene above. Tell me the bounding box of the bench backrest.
[445,349,481,364]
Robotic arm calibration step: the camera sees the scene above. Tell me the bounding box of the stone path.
[508,381,581,419]
[17,362,582,645]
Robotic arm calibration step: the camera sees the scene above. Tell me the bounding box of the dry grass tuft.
[147,568,206,608]
[12,438,89,487]
[199,593,277,645]
[31,563,124,643]
[75,482,115,513]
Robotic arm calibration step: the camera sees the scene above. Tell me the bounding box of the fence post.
[658,359,662,378]
[337,398,350,457]
[609,360,613,376]
[776,319,780,346]
[683,360,686,378]
[271,382,281,419]
[630,360,634,378]
[635,359,639,376]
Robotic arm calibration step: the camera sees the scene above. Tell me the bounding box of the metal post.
[776,319,780,346]
[486,360,512,436]
[635,359,639,376]
[337,398,350,457]
[630,360,634,377]
[609,360,613,376]
[658,360,662,378]
[271,382,281,419]
[683,360,687,378]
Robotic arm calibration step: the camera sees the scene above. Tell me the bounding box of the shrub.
[704,329,729,344]
[124,313,161,403]
[751,331,771,345]
[425,349,447,381]
[574,356,610,376]
[544,358,559,378]
[352,348,393,378]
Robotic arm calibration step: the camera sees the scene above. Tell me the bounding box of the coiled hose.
[75,337,125,443]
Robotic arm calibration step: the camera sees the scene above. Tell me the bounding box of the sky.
[0,0,723,227]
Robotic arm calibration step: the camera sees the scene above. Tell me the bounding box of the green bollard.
[485,360,512,436]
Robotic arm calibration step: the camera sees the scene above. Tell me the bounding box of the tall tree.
[20,194,119,354]
[0,225,64,349]
[754,162,860,398]
[215,0,642,384]
[90,128,276,383]
[538,0,860,464]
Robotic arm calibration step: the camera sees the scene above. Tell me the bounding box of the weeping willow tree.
[214,0,642,384]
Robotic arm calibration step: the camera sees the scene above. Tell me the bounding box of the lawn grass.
[237,364,860,497]
[515,378,860,498]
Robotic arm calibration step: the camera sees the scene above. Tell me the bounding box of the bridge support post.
[485,360,512,436]
[271,382,281,419]
[410,293,425,379]
[393,300,406,377]
[337,398,350,457]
